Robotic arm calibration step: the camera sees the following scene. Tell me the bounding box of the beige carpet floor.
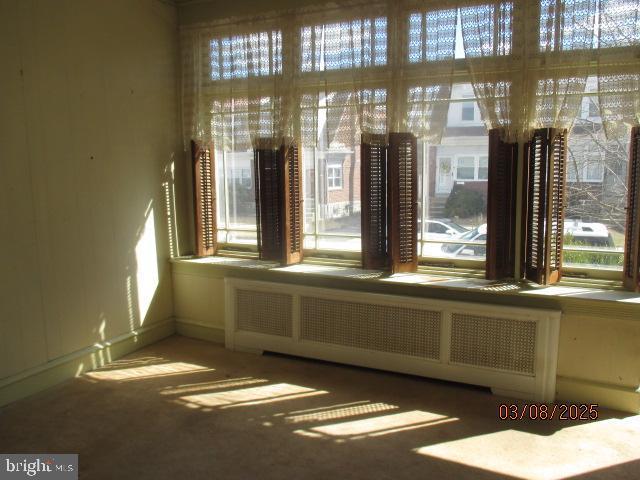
[1,335,639,479]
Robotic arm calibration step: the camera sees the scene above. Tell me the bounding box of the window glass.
[225,151,256,229]
[478,156,489,180]
[598,0,640,48]
[461,101,475,121]
[419,83,488,261]
[304,149,360,251]
[300,90,384,252]
[210,31,282,80]
[539,0,596,51]
[564,79,628,270]
[301,17,387,72]
[456,157,476,179]
[212,99,258,245]
[327,163,343,190]
[428,222,447,234]
[408,9,457,62]
[459,3,513,57]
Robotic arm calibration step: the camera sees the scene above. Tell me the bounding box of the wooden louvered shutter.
[387,133,418,273]
[360,134,388,269]
[280,140,303,265]
[254,138,303,265]
[191,140,217,256]
[522,128,567,285]
[486,129,518,280]
[623,126,640,291]
[254,139,282,261]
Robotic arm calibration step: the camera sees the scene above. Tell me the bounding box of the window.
[210,99,259,245]
[418,85,488,262]
[453,156,487,181]
[187,0,640,285]
[301,89,385,252]
[461,102,475,121]
[456,157,476,179]
[459,3,513,56]
[539,0,597,51]
[301,17,387,72]
[408,9,457,62]
[210,31,282,80]
[564,88,629,271]
[327,163,343,190]
[478,156,488,180]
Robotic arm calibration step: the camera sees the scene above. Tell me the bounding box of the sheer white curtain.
[460,0,596,140]
[297,7,389,149]
[180,0,639,148]
[181,15,295,151]
[460,1,516,140]
[531,0,596,133]
[597,0,640,138]
[401,6,457,143]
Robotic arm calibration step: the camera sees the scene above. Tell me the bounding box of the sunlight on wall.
[86,362,212,381]
[163,159,180,258]
[135,206,160,324]
[414,417,640,480]
[179,383,327,409]
[126,274,137,331]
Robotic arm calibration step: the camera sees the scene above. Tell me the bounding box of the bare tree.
[566,116,629,232]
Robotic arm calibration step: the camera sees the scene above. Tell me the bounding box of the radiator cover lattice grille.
[300,296,441,359]
[450,313,536,374]
[236,289,293,337]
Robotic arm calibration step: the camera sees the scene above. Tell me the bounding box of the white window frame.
[327,162,344,190]
[204,3,634,282]
[453,155,488,182]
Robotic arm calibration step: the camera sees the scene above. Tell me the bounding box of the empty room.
[1,0,640,478]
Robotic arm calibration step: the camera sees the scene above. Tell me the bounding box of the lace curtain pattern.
[181,0,640,150]
[597,0,640,138]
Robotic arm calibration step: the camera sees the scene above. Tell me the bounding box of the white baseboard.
[0,318,175,408]
[556,376,640,414]
[175,318,225,345]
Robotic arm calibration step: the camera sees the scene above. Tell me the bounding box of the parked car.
[434,221,617,261]
[423,218,468,240]
[440,223,487,258]
[563,221,615,247]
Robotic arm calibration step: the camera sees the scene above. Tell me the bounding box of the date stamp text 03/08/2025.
[498,403,599,421]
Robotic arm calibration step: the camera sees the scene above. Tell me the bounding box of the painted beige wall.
[177,0,331,25]
[0,0,181,380]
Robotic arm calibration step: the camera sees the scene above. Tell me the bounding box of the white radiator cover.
[224,279,561,402]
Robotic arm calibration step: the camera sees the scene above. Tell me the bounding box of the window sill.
[170,254,640,318]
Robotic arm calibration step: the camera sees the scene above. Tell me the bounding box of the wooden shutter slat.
[387,132,418,273]
[523,128,567,285]
[360,133,388,269]
[191,140,217,256]
[254,138,302,265]
[623,126,640,291]
[281,140,303,264]
[486,129,517,280]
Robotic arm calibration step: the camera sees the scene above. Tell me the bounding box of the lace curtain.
[181,0,640,150]
[597,0,640,138]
